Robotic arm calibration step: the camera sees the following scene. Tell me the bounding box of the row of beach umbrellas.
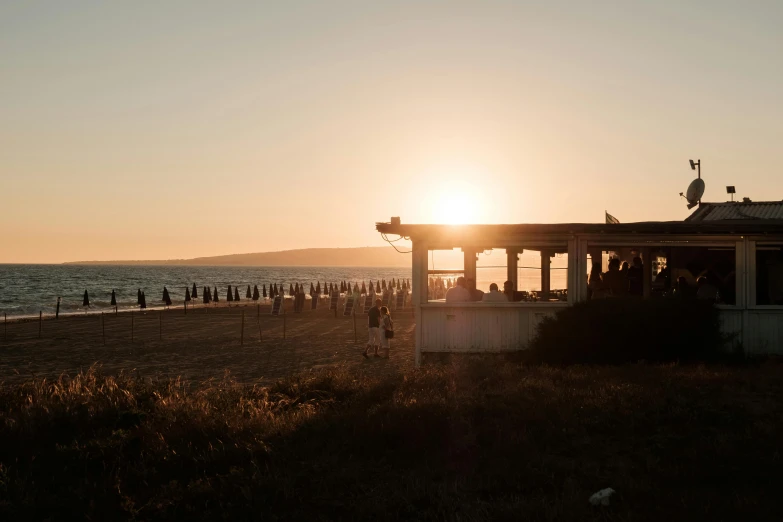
[78,279,412,308]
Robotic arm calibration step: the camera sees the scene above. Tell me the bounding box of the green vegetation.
[529,298,732,364]
[2,361,782,521]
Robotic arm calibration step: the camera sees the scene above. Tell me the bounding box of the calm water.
[0,265,412,318]
[0,264,569,318]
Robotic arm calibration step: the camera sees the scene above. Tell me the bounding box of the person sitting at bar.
[503,280,525,302]
[482,283,508,302]
[696,276,719,301]
[445,276,471,302]
[466,278,484,301]
[627,256,643,296]
[588,264,605,299]
[673,276,693,298]
[602,258,627,297]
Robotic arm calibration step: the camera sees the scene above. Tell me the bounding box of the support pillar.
[507,249,519,290]
[541,250,551,301]
[642,247,652,298]
[463,248,477,284]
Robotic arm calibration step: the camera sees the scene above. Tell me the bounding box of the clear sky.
[1,0,781,263]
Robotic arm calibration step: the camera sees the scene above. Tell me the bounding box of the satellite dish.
[685,178,705,209]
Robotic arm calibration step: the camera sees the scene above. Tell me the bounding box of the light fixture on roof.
[726,186,736,202]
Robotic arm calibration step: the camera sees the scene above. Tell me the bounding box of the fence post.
[101,312,105,346]
[241,310,245,346]
[38,311,42,339]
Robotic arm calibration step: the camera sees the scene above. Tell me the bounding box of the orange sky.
[1,1,782,263]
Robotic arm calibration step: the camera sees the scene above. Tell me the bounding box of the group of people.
[589,257,722,301]
[363,298,394,359]
[442,276,527,303]
[588,257,645,298]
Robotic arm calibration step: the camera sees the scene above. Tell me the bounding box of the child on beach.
[380,306,393,359]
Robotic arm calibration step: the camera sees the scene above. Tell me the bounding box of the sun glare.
[432,189,479,224]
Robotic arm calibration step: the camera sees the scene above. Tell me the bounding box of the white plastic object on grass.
[589,488,615,506]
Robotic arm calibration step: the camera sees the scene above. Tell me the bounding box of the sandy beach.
[0,300,414,386]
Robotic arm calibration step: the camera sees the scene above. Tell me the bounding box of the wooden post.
[3,312,6,341]
[101,312,105,346]
[241,310,245,346]
[131,311,134,342]
[159,311,162,341]
[38,311,42,338]
[56,297,61,319]
[353,310,357,343]
[115,305,118,315]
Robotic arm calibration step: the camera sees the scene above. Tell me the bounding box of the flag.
[605,211,620,224]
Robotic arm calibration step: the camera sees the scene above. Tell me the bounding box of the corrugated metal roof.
[686,201,783,221]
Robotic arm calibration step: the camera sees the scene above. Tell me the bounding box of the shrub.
[527,298,730,364]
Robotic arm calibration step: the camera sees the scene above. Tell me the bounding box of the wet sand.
[0,300,414,386]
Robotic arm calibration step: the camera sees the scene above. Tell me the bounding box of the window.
[585,245,736,305]
[756,244,783,305]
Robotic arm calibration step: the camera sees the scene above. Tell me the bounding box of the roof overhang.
[376,220,783,247]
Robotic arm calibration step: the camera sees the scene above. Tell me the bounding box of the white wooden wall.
[419,303,565,352]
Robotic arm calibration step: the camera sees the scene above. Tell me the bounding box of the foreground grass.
[1,361,782,521]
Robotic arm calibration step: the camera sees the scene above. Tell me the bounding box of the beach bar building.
[377,202,783,365]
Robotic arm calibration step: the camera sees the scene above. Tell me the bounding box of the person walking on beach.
[363,298,382,358]
[379,306,393,359]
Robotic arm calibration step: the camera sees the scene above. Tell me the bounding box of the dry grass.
[2,360,783,521]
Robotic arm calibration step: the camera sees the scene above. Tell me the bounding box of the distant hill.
[64,247,411,267]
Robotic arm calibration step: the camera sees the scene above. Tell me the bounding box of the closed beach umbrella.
[227,285,233,302]
[185,288,191,302]
[137,288,142,305]
[289,283,294,296]
[253,285,259,301]
[361,282,366,294]
[382,279,387,290]
[110,289,116,306]
[213,286,219,303]
[295,282,300,294]
[272,283,277,296]
[141,292,147,309]
[203,287,209,304]
[310,282,315,295]
[246,285,251,299]
[263,284,267,298]
[315,282,321,294]
[234,286,240,301]
[329,282,333,294]
[83,290,90,307]
[376,281,381,293]
[163,287,172,306]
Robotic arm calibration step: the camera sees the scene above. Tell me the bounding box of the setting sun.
[432,188,481,224]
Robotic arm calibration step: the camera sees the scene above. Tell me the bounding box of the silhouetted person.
[466,278,484,301]
[482,283,508,302]
[588,264,604,300]
[363,298,383,358]
[673,276,692,298]
[445,276,471,302]
[627,256,643,296]
[110,289,117,306]
[696,276,719,301]
[602,258,627,297]
[503,280,524,302]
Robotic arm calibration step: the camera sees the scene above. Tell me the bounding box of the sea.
[0,264,568,318]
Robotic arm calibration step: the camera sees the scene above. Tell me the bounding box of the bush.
[527,298,730,364]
